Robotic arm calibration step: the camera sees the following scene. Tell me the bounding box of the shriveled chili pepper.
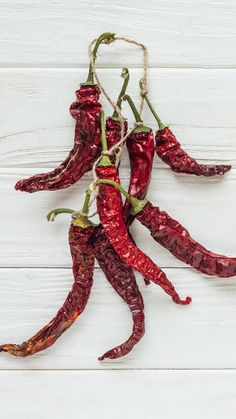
[106,92,149,286]
[96,112,191,305]
[135,202,236,278]
[140,80,231,177]
[0,193,95,357]
[122,94,155,228]
[90,224,145,360]
[108,184,236,279]
[15,33,117,193]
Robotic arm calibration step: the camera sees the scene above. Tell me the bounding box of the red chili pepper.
[91,225,145,360]
[135,202,236,278]
[105,96,149,286]
[15,33,119,193]
[122,95,155,227]
[96,112,191,306]
[140,80,231,177]
[0,204,95,357]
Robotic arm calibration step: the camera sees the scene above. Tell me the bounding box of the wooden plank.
[1,167,235,267]
[0,1,236,67]
[1,68,236,148]
[0,370,236,419]
[0,267,236,369]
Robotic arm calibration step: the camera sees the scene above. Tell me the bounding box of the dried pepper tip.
[84,32,116,86]
[139,79,166,131]
[96,179,148,215]
[98,110,113,167]
[111,67,130,121]
[123,94,151,133]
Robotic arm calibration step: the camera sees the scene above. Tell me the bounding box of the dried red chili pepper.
[90,225,145,360]
[108,185,236,279]
[135,202,236,278]
[106,91,149,286]
[15,33,117,193]
[140,80,231,177]
[122,94,155,228]
[96,112,191,305]
[0,194,95,357]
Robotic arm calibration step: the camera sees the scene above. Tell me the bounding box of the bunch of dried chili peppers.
[1,32,234,361]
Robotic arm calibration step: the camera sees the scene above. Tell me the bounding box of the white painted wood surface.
[1,370,236,419]
[0,1,236,417]
[0,0,236,68]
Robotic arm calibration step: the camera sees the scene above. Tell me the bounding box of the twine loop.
[87,34,148,212]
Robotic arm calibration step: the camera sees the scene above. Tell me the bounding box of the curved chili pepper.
[122,94,155,227]
[14,33,117,193]
[135,202,236,278]
[90,225,145,360]
[140,80,231,177]
[96,112,191,306]
[0,203,95,357]
[15,84,102,193]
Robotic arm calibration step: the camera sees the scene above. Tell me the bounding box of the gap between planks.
[0,368,236,371]
[2,65,236,70]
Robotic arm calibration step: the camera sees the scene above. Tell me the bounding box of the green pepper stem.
[112,67,130,119]
[85,32,116,85]
[99,111,112,166]
[97,179,130,199]
[82,189,91,215]
[96,179,148,215]
[123,94,142,123]
[47,208,74,222]
[100,110,108,151]
[139,79,166,130]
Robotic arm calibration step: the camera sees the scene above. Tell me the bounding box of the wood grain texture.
[0,0,236,68]
[1,68,236,146]
[0,267,235,369]
[1,370,236,419]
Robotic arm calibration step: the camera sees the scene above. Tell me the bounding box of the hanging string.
[87,34,148,210]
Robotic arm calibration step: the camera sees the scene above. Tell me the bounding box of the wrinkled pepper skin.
[0,224,95,357]
[106,118,128,148]
[156,127,231,176]
[122,130,155,226]
[136,202,236,278]
[91,225,145,360]
[96,165,191,306]
[15,85,102,193]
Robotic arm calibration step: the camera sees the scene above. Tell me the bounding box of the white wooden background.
[1,1,236,418]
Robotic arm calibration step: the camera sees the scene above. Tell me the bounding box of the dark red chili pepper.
[0,201,95,357]
[140,80,231,177]
[106,93,149,286]
[14,33,119,193]
[15,83,102,193]
[135,202,236,278]
[96,112,191,306]
[122,94,155,227]
[90,225,145,360]
[115,188,236,279]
